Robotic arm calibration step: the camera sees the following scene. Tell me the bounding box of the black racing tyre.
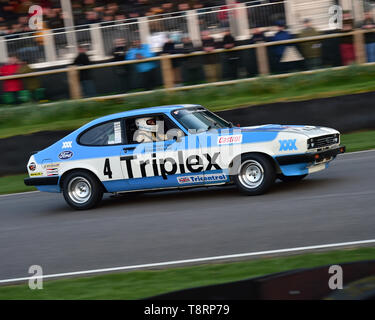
[278,174,308,182]
[233,154,276,196]
[62,170,103,210]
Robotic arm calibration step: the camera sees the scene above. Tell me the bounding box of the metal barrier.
[246,1,286,28]
[0,29,371,102]
[0,1,286,65]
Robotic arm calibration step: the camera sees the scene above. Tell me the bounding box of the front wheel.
[233,154,276,196]
[62,171,103,210]
[278,174,308,182]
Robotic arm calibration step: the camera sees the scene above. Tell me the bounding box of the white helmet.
[135,117,158,132]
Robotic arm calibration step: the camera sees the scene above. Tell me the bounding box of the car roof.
[80,104,202,131]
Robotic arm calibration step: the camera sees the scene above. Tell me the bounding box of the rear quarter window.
[78,121,123,146]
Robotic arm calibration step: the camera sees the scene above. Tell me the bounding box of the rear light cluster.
[307,134,340,150]
[28,162,36,171]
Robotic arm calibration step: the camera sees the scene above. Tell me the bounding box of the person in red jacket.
[1,55,23,104]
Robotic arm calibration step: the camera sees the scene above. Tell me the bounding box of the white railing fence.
[0,1,286,66]
[0,0,369,67]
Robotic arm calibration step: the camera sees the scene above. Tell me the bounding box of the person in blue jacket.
[126,40,158,90]
[269,20,294,73]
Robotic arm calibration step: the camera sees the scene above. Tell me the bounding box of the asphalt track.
[1,150,375,280]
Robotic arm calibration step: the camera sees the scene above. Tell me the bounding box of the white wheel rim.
[238,160,264,189]
[68,177,92,204]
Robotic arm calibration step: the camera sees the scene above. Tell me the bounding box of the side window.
[125,115,184,144]
[79,121,123,146]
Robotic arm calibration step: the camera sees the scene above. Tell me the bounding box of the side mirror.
[167,129,184,143]
[173,136,182,143]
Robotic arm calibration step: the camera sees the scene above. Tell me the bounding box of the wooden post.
[90,23,105,59]
[67,66,82,99]
[43,29,57,62]
[160,55,174,90]
[138,17,151,46]
[187,10,202,48]
[0,36,8,64]
[256,42,270,76]
[354,29,367,64]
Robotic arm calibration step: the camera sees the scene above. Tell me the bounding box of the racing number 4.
[104,158,113,179]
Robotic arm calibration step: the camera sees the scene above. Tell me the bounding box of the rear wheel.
[62,171,103,210]
[233,154,276,195]
[278,174,308,182]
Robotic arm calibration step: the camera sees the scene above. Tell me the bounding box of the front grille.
[307,134,339,149]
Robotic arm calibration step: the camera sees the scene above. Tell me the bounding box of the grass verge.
[341,130,375,152]
[1,130,374,195]
[2,64,375,139]
[0,174,35,195]
[0,247,374,299]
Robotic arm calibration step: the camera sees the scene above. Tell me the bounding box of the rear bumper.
[275,146,346,166]
[24,176,59,186]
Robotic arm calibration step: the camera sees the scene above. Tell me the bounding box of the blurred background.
[1,0,375,101]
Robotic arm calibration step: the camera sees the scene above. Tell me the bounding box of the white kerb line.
[1,238,375,284]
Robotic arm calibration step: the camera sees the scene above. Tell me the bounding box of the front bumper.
[275,146,346,166]
[24,176,59,186]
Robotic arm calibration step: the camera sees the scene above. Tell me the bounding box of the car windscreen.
[172,108,230,132]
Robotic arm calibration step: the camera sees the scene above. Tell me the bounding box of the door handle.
[164,142,173,150]
[123,147,136,153]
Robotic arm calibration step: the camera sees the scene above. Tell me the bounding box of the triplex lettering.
[121,151,222,180]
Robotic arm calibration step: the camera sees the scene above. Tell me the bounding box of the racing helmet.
[135,117,158,132]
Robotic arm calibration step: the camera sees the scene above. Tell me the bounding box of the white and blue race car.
[25,104,346,210]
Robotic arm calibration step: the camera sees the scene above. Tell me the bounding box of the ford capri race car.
[24,105,346,210]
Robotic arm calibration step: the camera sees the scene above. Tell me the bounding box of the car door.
[196,129,231,185]
[119,113,204,190]
[77,119,129,193]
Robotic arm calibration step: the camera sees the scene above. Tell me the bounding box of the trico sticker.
[30,172,43,177]
[217,134,242,145]
[58,151,73,160]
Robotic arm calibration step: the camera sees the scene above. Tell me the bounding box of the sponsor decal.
[28,162,36,171]
[62,141,72,149]
[43,163,60,169]
[120,151,222,180]
[46,168,59,176]
[30,172,43,177]
[217,134,242,145]
[279,139,298,151]
[58,151,73,160]
[178,173,227,184]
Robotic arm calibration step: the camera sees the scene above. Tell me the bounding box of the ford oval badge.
[58,151,73,160]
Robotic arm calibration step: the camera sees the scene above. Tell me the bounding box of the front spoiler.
[275,146,346,166]
[24,176,59,186]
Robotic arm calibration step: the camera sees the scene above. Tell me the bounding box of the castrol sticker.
[217,134,242,145]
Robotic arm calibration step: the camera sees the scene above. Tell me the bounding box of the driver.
[134,117,167,143]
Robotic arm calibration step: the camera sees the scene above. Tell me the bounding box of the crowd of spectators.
[101,11,375,91]
[3,4,375,102]
[0,54,44,103]
[0,0,229,36]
